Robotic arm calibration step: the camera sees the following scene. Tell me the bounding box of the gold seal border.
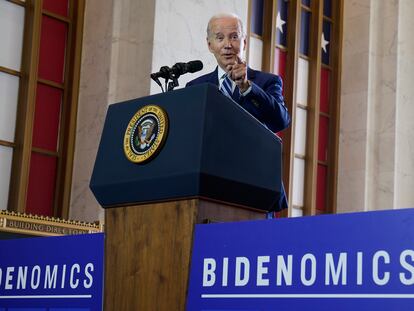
[123,104,169,163]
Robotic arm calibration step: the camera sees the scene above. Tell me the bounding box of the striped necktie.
[220,74,234,99]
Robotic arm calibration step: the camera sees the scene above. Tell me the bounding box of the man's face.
[207,17,246,71]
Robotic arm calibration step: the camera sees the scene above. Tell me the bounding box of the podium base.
[104,198,265,310]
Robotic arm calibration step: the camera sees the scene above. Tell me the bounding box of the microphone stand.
[152,76,164,93]
[151,61,202,93]
[152,63,194,92]
[167,74,179,92]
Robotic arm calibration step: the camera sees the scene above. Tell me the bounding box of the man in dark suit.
[186,13,290,212]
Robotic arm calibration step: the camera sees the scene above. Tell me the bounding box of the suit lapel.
[208,67,219,86]
[247,67,255,81]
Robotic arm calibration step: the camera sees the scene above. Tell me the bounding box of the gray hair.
[206,13,246,39]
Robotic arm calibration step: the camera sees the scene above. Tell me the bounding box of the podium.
[90,84,283,310]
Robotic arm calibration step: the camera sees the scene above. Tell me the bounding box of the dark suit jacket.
[186,67,290,212]
[186,67,290,133]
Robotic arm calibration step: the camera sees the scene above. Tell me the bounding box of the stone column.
[394,0,414,209]
[69,0,156,222]
[338,0,414,212]
[337,0,372,213]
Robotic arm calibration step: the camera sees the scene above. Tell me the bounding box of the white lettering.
[202,258,216,287]
[70,264,80,289]
[301,254,316,286]
[276,255,292,286]
[257,256,270,286]
[31,266,41,289]
[44,265,58,289]
[84,263,94,289]
[5,267,14,289]
[222,257,228,286]
[373,250,390,285]
[17,266,28,289]
[61,264,66,288]
[235,257,249,286]
[325,253,347,285]
[400,249,414,285]
[357,252,363,285]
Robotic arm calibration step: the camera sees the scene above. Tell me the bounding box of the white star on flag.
[321,32,329,53]
[276,11,286,33]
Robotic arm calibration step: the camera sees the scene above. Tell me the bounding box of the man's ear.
[207,38,213,52]
[243,37,247,51]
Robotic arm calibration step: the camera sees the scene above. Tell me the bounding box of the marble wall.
[338,0,414,212]
[69,0,248,222]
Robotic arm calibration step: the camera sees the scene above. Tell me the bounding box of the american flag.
[274,0,333,214]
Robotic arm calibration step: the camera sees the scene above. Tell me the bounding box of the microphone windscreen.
[187,60,203,73]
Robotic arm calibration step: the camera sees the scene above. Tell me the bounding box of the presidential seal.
[123,105,169,163]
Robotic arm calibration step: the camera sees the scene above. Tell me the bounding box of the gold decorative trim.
[0,210,103,237]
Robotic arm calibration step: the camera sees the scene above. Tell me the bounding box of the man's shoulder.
[186,71,215,86]
[249,68,280,81]
[248,68,282,87]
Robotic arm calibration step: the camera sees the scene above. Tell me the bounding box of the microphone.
[150,60,203,92]
[150,60,203,81]
[170,60,203,76]
[150,66,171,80]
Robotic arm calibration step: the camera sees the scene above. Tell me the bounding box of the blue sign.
[0,233,104,311]
[187,209,414,311]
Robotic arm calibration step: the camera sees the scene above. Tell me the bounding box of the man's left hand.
[227,56,250,93]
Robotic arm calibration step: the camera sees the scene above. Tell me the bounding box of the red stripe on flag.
[316,164,327,211]
[320,68,330,113]
[43,0,69,17]
[274,48,287,84]
[38,16,68,83]
[318,115,329,162]
[26,153,57,217]
[32,83,62,152]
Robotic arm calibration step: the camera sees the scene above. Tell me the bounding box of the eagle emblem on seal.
[136,119,156,150]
